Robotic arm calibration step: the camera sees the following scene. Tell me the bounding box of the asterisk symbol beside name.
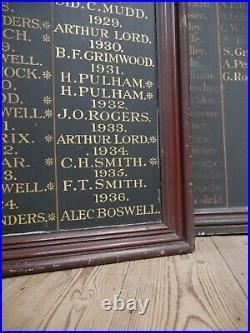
[146,92,154,100]
[43,96,52,105]
[44,109,53,118]
[42,70,52,80]
[42,21,51,30]
[149,136,157,143]
[45,157,54,166]
[42,34,51,43]
[47,213,56,221]
[145,80,154,89]
[149,158,158,166]
[44,134,53,143]
[46,182,55,191]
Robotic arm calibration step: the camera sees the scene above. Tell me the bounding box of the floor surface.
[2,235,248,331]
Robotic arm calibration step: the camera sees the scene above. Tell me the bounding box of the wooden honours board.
[188,2,248,235]
[2,2,194,276]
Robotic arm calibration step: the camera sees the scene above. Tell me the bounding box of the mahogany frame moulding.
[2,3,194,277]
[195,208,248,236]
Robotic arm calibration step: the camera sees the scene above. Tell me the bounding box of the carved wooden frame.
[195,208,248,236]
[2,3,194,277]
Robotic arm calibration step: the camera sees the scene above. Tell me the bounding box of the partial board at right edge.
[187,2,248,235]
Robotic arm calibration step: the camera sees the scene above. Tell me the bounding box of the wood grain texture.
[2,236,247,331]
[212,235,248,296]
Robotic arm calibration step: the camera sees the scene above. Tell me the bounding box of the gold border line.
[51,3,59,229]
[216,3,229,207]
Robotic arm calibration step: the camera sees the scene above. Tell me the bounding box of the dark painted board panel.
[2,3,57,234]
[2,3,194,277]
[218,3,248,207]
[2,2,162,235]
[188,3,226,208]
[187,2,248,214]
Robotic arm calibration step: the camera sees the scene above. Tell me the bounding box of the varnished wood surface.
[2,236,248,331]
